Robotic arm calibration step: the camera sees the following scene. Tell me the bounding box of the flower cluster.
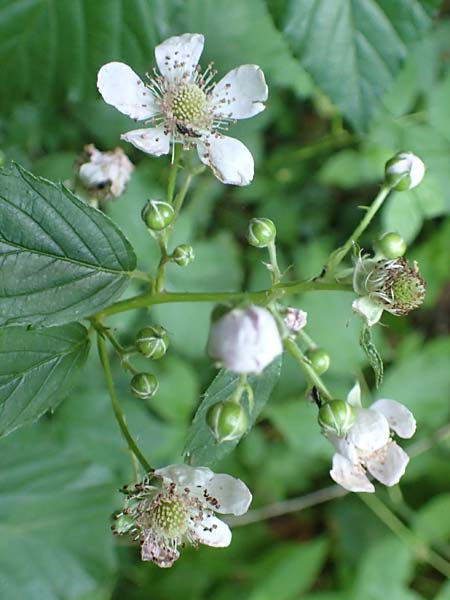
[97,33,267,186]
[324,383,416,492]
[113,464,252,568]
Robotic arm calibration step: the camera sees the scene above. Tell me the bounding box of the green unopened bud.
[247,217,276,248]
[377,232,406,259]
[173,244,195,266]
[385,151,425,191]
[135,326,169,359]
[207,401,248,443]
[130,372,159,399]
[318,399,356,437]
[141,200,175,231]
[309,348,331,375]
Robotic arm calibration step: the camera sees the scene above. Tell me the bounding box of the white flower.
[112,464,252,568]
[207,305,283,374]
[385,151,425,190]
[97,33,268,186]
[327,382,416,493]
[284,307,308,333]
[78,144,134,198]
[352,256,426,326]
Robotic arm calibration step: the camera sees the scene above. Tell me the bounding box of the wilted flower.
[327,383,416,493]
[352,255,426,326]
[385,151,425,191]
[112,464,252,568]
[97,33,268,186]
[207,305,283,374]
[78,144,134,199]
[284,307,308,333]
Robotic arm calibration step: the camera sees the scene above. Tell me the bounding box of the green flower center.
[152,498,189,538]
[171,84,207,125]
[390,269,426,311]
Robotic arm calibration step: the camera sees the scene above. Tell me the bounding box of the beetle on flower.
[97,33,268,186]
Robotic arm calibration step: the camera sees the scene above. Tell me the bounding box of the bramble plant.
[2,6,450,596]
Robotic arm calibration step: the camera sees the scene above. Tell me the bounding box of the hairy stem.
[97,333,153,473]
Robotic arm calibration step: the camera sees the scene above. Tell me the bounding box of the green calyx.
[172,244,195,267]
[135,325,170,359]
[142,200,175,231]
[318,399,356,437]
[247,217,277,248]
[377,232,406,259]
[207,400,248,443]
[130,372,159,399]
[308,348,331,375]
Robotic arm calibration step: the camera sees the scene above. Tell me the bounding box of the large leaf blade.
[0,322,90,437]
[0,164,136,326]
[184,357,282,466]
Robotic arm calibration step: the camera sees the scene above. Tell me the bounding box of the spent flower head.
[112,464,252,568]
[97,33,268,186]
[326,382,416,493]
[77,144,134,199]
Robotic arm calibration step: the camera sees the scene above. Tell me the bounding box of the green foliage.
[184,357,282,466]
[0,164,136,326]
[0,322,89,437]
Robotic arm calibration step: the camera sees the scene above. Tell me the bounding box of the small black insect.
[176,123,201,138]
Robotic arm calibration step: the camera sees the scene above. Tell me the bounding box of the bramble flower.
[327,383,416,493]
[78,144,134,199]
[352,255,426,326]
[207,305,283,374]
[97,33,268,186]
[112,464,251,568]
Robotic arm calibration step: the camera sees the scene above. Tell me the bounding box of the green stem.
[298,330,317,351]
[97,280,352,319]
[284,336,332,400]
[360,494,450,579]
[97,333,153,473]
[324,185,391,276]
[154,231,169,293]
[166,144,183,204]
[267,241,281,285]
[173,171,194,217]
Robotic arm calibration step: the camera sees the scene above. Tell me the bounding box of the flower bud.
[385,151,425,191]
[309,348,331,375]
[377,232,406,259]
[207,305,283,374]
[284,307,308,333]
[207,401,248,443]
[247,217,276,248]
[130,372,159,399]
[77,144,134,199]
[318,400,356,437]
[141,200,175,231]
[172,244,195,266]
[136,326,169,359]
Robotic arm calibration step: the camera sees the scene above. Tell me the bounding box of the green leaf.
[184,357,282,467]
[360,324,384,387]
[284,0,436,130]
[0,322,89,437]
[414,493,450,543]
[0,164,136,326]
[0,425,116,600]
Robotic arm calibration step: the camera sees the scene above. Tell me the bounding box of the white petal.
[203,474,252,516]
[197,135,254,186]
[326,434,358,463]
[155,33,204,83]
[121,126,170,156]
[193,515,232,547]
[97,62,158,120]
[346,381,362,408]
[352,296,384,326]
[212,65,268,120]
[366,442,409,486]
[348,408,390,452]
[370,399,416,439]
[397,151,425,189]
[330,453,374,493]
[155,464,213,487]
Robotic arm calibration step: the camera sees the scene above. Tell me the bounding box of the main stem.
[324,184,391,276]
[97,333,153,473]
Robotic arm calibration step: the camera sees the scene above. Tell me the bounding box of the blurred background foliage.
[1,0,450,598]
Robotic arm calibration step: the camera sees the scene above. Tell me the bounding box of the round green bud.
[318,399,356,437]
[135,326,169,360]
[173,244,195,267]
[207,401,248,443]
[384,152,425,191]
[309,348,331,375]
[247,217,277,248]
[377,232,406,259]
[141,200,175,231]
[130,372,159,399]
